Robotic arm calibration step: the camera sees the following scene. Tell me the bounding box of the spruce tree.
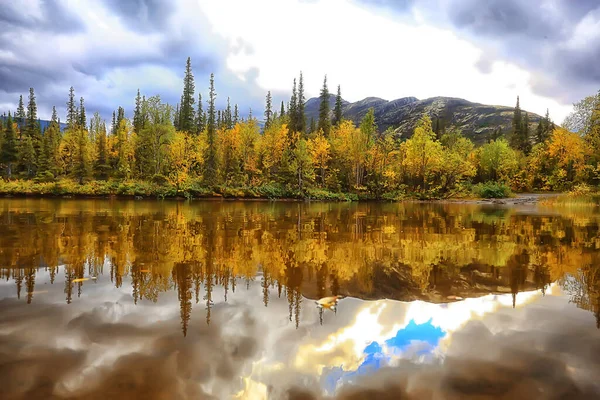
[195,93,204,133]
[51,106,58,123]
[174,103,180,129]
[205,73,218,185]
[318,75,331,137]
[112,111,117,134]
[265,91,273,129]
[16,95,26,129]
[233,104,239,125]
[1,112,18,178]
[79,97,86,128]
[217,110,222,130]
[25,88,38,137]
[333,84,343,126]
[280,101,285,118]
[309,117,316,134]
[134,89,142,134]
[179,57,196,132]
[289,78,298,132]
[522,112,531,154]
[66,86,76,129]
[510,96,523,150]
[19,135,36,178]
[225,97,233,129]
[297,72,306,134]
[42,117,60,178]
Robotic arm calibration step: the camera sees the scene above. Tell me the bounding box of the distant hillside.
[0,116,68,133]
[304,95,542,144]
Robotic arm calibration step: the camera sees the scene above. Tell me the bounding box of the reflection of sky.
[321,319,446,395]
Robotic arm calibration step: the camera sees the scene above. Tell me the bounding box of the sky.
[1,0,599,124]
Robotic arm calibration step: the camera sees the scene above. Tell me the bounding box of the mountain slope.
[0,116,68,132]
[304,95,542,144]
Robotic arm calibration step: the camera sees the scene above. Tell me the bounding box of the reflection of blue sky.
[322,319,445,395]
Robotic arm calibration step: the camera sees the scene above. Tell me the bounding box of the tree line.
[1,57,600,198]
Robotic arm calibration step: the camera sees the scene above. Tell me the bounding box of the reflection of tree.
[564,258,600,329]
[2,199,600,331]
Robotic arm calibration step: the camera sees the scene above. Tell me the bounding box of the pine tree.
[19,135,36,178]
[195,93,204,133]
[66,86,76,129]
[25,88,38,137]
[133,89,142,134]
[51,106,58,123]
[522,112,531,154]
[205,73,218,185]
[225,97,233,129]
[264,91,273,129]
[217,110,222,129]
[1,112,18,178]
[111,111,117,134]
[510,96,523,150]
[289,78,298,132]
[334,84,343,126]
[16,95,26,128]
[117,106,125,128]
[174,103,180,129]
[79,97,86,128]
[318,75,331,137]
[179,57,196,132]
[297,72,306,134]
[280,101,285,118]
[309,117,316,134]
[233,104,239,125]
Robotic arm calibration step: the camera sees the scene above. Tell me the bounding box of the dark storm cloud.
[0,0,85,33]
[0,0,266,122]
[355,0,600,103]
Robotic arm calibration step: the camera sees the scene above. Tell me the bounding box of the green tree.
[233,104,239,125]
[333,84,343,126]
[563,94,598,135]
[134,89,143,134]
[309,117,316,134]
[179,57,196,132]
[289,78,298,132]
[265,91,273,129]
[318,75,331,137]
[521,112,531,154]
[510,96,523,150]
[73,126,91,184]
[66,86,77,129]
[16,95,26,127]
[297,72,306,134]
[205,73,218,185]
[280,101,285,118]
[195,93,205,134]
[1,112,18,178]
[79,97,86,128]
[479,139,519,182]
[291,138,313,192]
[18,135,36,178]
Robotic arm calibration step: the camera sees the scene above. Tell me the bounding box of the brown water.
[0,199,599,399]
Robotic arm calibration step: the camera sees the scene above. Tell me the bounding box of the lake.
[1,199,599,399]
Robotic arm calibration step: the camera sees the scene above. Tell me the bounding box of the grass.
[540,184,600,207]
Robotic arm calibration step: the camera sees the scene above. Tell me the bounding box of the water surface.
[0,199,599,399]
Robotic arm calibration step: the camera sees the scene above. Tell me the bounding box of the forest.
[1,57,600,200]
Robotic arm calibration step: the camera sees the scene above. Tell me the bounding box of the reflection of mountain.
[1,199,599,333]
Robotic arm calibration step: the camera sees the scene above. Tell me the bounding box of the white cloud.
[201,0,572,120]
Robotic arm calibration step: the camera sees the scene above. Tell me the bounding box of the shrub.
[151,174,169,186]
[473,181,512,199]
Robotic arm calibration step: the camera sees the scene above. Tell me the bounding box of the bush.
[151,174,169,186]
[473,181,512,199]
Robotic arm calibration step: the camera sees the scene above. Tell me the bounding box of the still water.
[0,199,599,399]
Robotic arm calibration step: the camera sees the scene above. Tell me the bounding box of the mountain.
[304,95,542,144]
[0,116,68,133]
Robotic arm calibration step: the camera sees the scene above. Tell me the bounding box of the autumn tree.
[478,138,518,182]
[93,113,110,180]
[401,114,443,192]
[308,130,330,186]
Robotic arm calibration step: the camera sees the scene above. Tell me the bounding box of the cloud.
[355,0,600,106]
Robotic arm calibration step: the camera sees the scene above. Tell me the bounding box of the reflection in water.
[0,199,600,398]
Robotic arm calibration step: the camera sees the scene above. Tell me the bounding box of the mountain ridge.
[304,95,542,144]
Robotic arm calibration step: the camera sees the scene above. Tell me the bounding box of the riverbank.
[0,178,574,204]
